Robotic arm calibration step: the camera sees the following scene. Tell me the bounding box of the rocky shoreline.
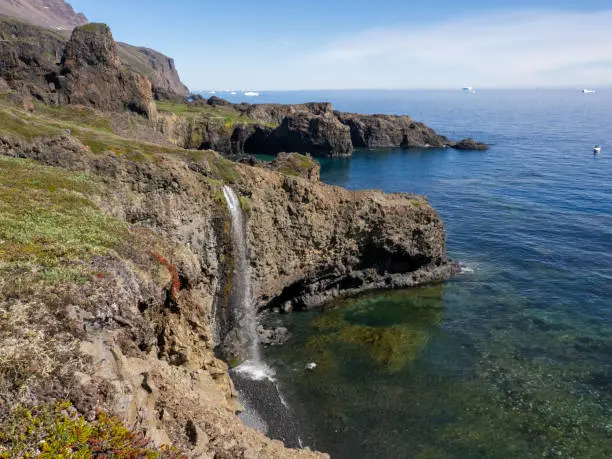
[0,13,471,458]
[157,96,488,158]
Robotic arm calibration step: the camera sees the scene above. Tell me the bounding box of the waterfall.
[222,186,270,379]
[222,186,304,447]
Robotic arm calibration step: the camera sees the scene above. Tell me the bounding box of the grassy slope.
[156,100,278,129]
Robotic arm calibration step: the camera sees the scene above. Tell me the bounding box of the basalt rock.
[55,24,156,117]
[454,137,489,150]
[267,113,352,157]
[155,98,487,158]
[0,17,187,109]
[0,19,66,103]
[335,112,453,149]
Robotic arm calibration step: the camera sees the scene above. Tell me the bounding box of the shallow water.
[255,90,612,458]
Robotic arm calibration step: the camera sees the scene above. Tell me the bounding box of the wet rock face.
[257,326,291,346]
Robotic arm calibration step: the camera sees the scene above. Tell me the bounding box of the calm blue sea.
[236,90,612,458]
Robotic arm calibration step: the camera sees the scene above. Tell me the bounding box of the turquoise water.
[256,90,612,458]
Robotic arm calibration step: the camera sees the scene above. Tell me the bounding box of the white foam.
[233,360,276,382]
[459,262,475,274]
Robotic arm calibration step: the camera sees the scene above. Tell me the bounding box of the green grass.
[0,402,181,458]
[0,157,128,281]
[275,153,319,177]
[0,97,245,186]
[78,23,110,34]
[156,100,276,127]
[0,109,62,139]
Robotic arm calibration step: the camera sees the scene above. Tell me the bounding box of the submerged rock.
[257,326,291,346]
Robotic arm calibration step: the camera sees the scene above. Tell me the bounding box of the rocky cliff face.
[0,0,87,31]
[117,43,189,99]
[0,94,455,452]
[335,112,453,148]
[155,97,488,158]
[0,15,188,105]
[55,23,156,117]
[0,18,65,102]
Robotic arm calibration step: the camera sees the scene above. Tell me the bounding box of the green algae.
[263,281,612,458]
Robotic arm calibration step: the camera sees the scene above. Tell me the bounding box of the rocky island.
[0,3,480,457]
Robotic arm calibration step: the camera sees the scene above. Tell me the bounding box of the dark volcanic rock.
[268,113,352,157]
[454,137,489,151]
[335,112,452,149]
[207,95,232,107]
[0,17,188,106]
[0,18,65,102]
[56,24,155,117]
[257,326,290,346]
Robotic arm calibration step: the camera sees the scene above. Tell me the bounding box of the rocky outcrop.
[267,152,320,181]
[0,17,188,107]
[335,112,452,148]
[155,98,488,158]
[266,113,352,157]
[454,137,489,150]
[0,131,454,455]
[53,23,155,117]
[0,18,66,103]
[242,170,455,310]
[117,43,189,99]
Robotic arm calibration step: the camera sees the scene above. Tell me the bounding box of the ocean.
[229,90,612,458]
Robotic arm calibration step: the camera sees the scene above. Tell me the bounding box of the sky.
[68,0,612,91]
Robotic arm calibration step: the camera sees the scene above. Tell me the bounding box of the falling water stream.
[222,186,302,445]
[222,185,262,366]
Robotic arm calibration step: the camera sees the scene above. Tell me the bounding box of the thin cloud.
[288,9,612,89]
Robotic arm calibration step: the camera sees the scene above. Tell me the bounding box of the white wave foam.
[233,360,276,381]
[459,262,475,274]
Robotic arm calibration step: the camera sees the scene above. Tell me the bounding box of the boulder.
[453,138,489,151]
[207,95,232,107]
[257,326,291,346]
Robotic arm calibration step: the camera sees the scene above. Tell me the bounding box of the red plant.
[151,251,180,302]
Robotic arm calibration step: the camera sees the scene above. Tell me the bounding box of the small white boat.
[244,91,260,97]
[593,145,601,154]
[582,89,596,94]
[462,86,476,94]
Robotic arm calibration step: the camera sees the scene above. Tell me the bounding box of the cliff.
[117,43,190,99]
[0,95,455,456]
[0,14,189,101]
[156,97,488,158]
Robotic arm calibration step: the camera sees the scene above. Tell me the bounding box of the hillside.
[0,0,86,31]
[0,0,189,97]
